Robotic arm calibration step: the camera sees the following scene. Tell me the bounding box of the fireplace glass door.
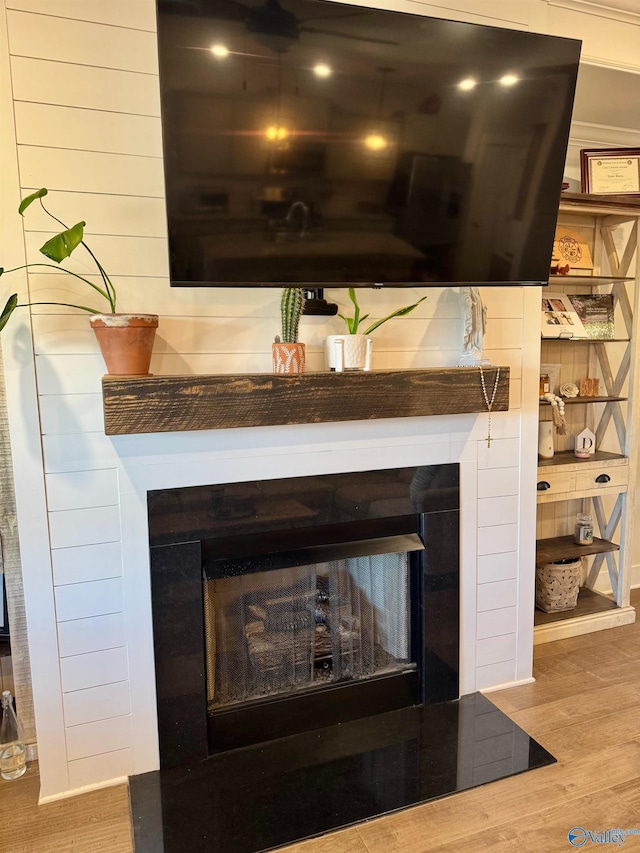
[204,551,412,711]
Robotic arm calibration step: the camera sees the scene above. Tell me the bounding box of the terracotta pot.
[272,342,305,374]
[90,313,158,376]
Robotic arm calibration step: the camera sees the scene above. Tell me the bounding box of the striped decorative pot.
[272,342,305,374]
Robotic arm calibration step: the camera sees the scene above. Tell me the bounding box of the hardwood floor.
[4,592,640,852]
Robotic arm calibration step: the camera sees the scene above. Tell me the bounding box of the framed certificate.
[581,148,640,195]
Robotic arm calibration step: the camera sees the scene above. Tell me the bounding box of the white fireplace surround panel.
[114,414,536,787]
[16,0,640,801]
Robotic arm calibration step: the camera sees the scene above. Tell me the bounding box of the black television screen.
[156,0,580,286]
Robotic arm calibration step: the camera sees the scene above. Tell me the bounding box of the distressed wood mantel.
[101,367,509,435]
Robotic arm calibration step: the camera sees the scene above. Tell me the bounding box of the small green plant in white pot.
[0,188,158,375]
[327,287,427,371]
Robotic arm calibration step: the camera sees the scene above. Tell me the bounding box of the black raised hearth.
[132,466,555,853]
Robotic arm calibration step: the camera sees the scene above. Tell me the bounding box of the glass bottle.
[574,513,594,546]
[0,690,27,780]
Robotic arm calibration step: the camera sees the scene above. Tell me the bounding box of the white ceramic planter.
[325,335,372,371]
[538,421,554,459]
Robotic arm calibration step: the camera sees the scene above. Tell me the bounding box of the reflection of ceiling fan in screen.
[159,0,399,51]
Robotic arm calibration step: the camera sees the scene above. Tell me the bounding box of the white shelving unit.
[535,194,640,644]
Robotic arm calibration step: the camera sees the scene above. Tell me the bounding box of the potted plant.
[272,288,306,374]
[0,188,158,376]
[326,288,427,371]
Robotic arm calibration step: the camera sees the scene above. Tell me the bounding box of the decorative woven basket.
[535,557,582,613]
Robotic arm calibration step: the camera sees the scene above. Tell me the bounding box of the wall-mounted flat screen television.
[156,0,581,286]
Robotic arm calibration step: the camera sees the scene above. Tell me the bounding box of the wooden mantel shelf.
[101,367,509,435]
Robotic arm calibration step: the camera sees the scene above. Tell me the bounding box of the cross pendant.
[486,434,492,448]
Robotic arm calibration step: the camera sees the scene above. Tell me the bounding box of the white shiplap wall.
[0,0,636,800]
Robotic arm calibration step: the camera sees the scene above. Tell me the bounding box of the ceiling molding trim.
[569,120,640,146]
[581,56,640,74]
[548,0,640,25]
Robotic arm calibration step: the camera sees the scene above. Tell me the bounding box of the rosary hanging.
[479,366,500,447]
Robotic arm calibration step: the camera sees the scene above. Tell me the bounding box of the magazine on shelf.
[568,293,615,339]
[541,292,588,338]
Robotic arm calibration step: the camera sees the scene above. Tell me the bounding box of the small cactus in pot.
[273,288,306,373]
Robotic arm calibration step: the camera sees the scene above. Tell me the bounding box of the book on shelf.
[541,292,588,338]
[568,293,615,339]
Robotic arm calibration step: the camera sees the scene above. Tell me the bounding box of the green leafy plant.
[337,287,427,335]
[275,287,305,343]
[0,188,116,332]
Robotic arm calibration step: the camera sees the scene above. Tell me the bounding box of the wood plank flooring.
[3,591,640,853]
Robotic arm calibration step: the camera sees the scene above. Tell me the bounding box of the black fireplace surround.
[130,466,554,853]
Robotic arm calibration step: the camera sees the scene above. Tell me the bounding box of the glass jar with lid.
[574,513,594,545]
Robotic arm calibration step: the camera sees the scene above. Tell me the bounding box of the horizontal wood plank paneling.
[15,102,162,157]
[2,0,539,789]
[477,523,519,556]
[63,680,131,728]
[38,394,104,435]
[52,542,123,586]
[7,10,158,72]
[477,580,518,613]
[67,747,133,790]
[477,552,518,585]
[24,281,524,320]
[21,192,167,238]
[65,714,132,761]
[475,659,517,691]
[46,469,119,511]
[36,355,108,396]
[476,634,518,667]
[24,233,168,278]
[477,437,520,469]
[48,505,121,550]
[18,147,165,196]
[42,432,121,474]
[478,467,520,499]
[60,647,128,693]
[101,368,510,434]
[54,577,124,622]
[57,612,126,657]
[28,315,523,377]
[7,0,156,30]
[476,606,518,640]
[11,57,161,115]
[477,495,519,527]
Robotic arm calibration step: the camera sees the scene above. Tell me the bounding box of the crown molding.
[569,120,640,146]
[548,0,640,25]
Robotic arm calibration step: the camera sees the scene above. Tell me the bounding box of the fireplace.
[130,463,553,853]
[147,465,460,764]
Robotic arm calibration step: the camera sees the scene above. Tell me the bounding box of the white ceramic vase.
[325,335,373,371]
[538,421,554,459]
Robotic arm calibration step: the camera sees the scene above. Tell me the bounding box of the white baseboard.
[479,677,536,694]
[38,775,129,805]
[534,605,636,644]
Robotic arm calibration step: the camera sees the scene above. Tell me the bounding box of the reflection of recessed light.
[499,73,519,87]
[265,125,289,141]
[364,133,388,151]
[313,63,332,78]
[210,44,229,58]
[457,77,476,92]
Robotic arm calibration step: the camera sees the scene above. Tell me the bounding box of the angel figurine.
[458,286,491,366]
